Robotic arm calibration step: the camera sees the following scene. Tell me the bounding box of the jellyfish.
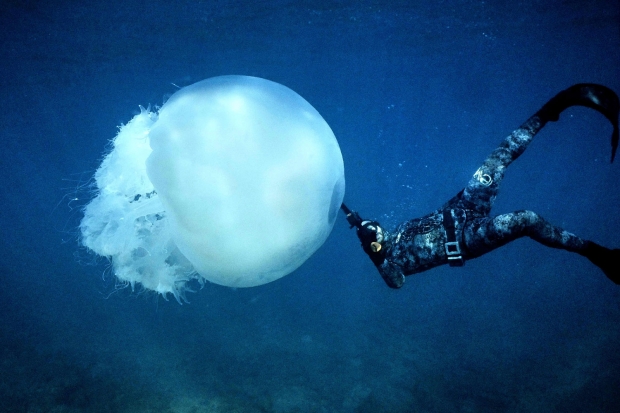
[80,76,345,301]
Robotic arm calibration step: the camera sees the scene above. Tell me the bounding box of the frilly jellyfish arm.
[80,76,345,300]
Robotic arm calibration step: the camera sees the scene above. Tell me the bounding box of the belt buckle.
[445,241,464,267]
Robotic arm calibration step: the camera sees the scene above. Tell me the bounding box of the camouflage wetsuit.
[346,84,620,288]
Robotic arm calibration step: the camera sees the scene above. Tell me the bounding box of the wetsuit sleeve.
[377,259,405,289]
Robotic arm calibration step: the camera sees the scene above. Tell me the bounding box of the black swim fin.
[537,84,620,162]
[579,241,620,285]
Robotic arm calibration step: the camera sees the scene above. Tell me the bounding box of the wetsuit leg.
[450,85,620,283]
[464,210,587,258]
[459,83,620,213]
[459,115,544,215]
[465,211,620,284]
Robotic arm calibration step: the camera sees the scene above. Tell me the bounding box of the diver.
[342,83,620,289]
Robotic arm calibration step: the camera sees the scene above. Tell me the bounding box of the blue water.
[1,1,619,411]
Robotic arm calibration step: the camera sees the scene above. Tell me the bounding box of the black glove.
[357,221,387,266]
[341,204,387,266]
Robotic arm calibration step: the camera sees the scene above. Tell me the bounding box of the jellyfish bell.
[80,76,345,301]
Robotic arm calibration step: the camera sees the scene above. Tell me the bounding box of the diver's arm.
[357,223,407,288]
[341,204,406,288]
[377,260,405,289]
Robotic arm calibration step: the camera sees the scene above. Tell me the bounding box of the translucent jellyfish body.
[80,76,345,301]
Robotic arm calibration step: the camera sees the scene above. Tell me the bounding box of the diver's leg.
[458,115,543,215]
[458,83,619,215]
[465,210,586,256]
[464,210,620,284]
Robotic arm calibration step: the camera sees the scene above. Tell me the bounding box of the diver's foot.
[580,242,620,285]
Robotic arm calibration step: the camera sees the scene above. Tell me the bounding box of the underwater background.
[1,0,619,412]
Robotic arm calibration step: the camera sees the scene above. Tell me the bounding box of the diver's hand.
[357,221,386,266]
